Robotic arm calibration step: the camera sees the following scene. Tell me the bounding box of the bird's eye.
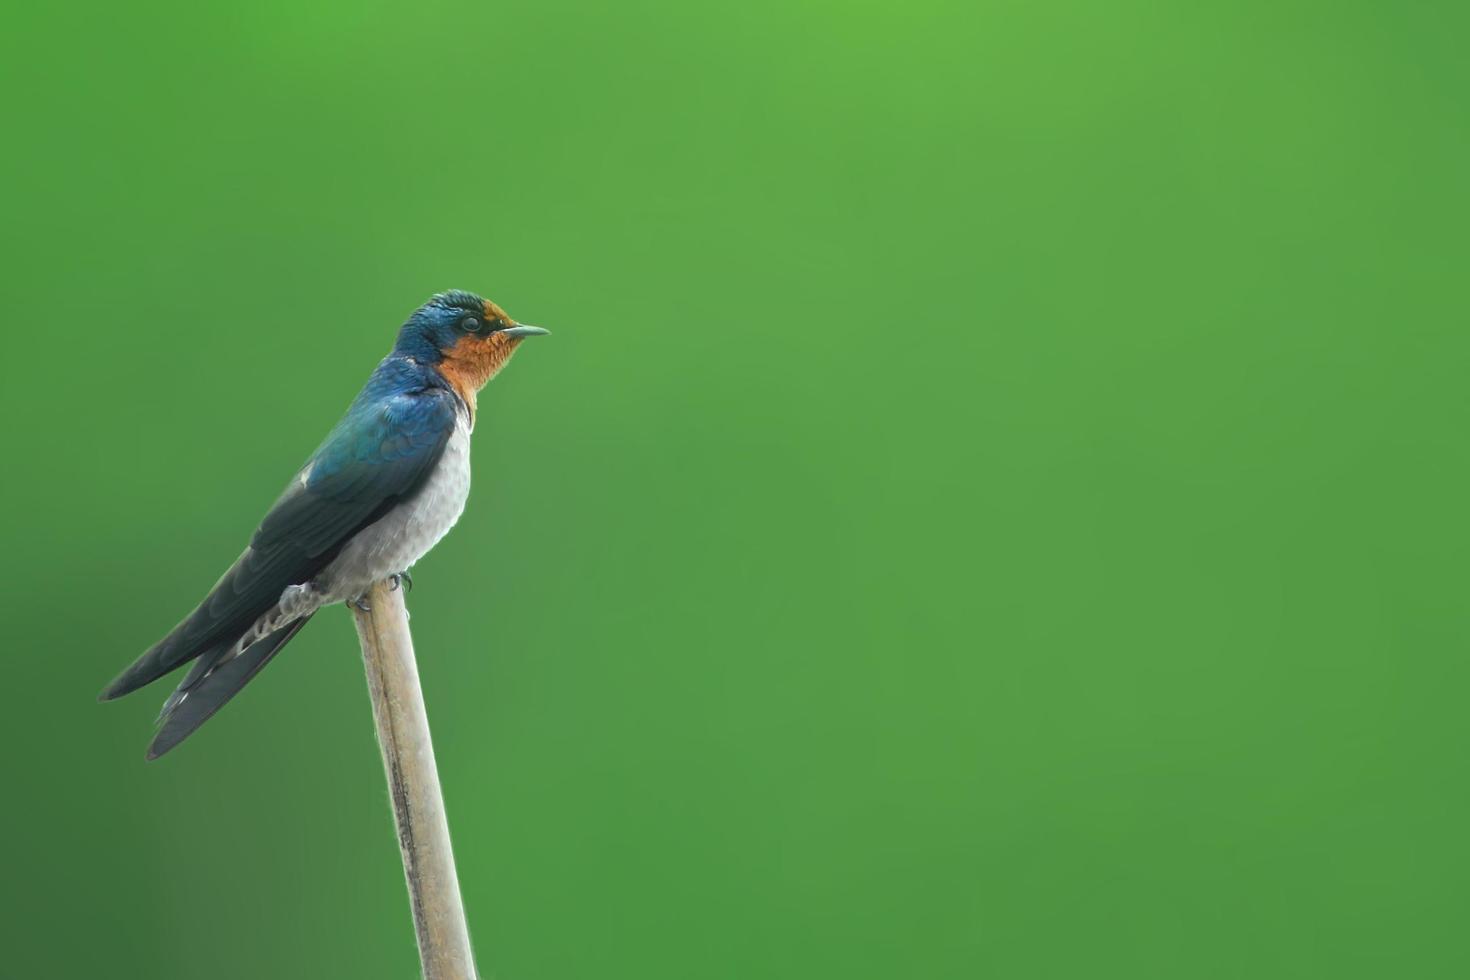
[461,316,481,332]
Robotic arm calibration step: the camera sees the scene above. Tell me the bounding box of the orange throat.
[435,333,523,427]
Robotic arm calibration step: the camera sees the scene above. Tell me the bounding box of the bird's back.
[100,356,461,703]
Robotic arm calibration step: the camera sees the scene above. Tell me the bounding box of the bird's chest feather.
[321,418,473,594]
[400,419,473,552]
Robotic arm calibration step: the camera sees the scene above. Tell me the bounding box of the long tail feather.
[147,613,315,760]
[98,547,306,702]
[100,626,228,702]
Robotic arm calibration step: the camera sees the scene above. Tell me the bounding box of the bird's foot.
[349,593,372,613]
[388,571,414,593]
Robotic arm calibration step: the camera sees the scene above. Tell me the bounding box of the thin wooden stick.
[351,579,477,980]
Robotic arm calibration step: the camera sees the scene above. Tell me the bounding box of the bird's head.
[395,290,548,416]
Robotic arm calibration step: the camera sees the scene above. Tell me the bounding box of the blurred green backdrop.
[2,1,1466,977]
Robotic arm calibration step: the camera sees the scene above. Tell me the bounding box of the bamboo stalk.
[351,579,477,980]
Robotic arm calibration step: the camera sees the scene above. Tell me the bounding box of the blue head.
[393,290,549,410]
[393,290,536,358]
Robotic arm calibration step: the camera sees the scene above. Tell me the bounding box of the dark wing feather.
[146,613,316,759]
[254,394,457,557]
[100,387,459,700]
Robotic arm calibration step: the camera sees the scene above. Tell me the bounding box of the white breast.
[320,414,473,600]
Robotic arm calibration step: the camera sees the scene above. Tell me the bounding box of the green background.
[2,1,1466,977]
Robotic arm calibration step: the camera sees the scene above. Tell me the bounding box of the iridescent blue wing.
[100,387,459,700]
[255,388,460,557]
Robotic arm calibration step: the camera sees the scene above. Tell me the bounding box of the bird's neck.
[433,334,524,427]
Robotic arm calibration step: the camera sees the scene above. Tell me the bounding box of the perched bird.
[100,290,549,759]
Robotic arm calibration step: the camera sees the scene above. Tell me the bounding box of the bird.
[99,290,549,759]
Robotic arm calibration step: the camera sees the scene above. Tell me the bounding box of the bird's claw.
[355,572,412,610]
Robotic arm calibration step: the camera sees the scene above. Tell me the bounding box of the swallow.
[100,290,549,759]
